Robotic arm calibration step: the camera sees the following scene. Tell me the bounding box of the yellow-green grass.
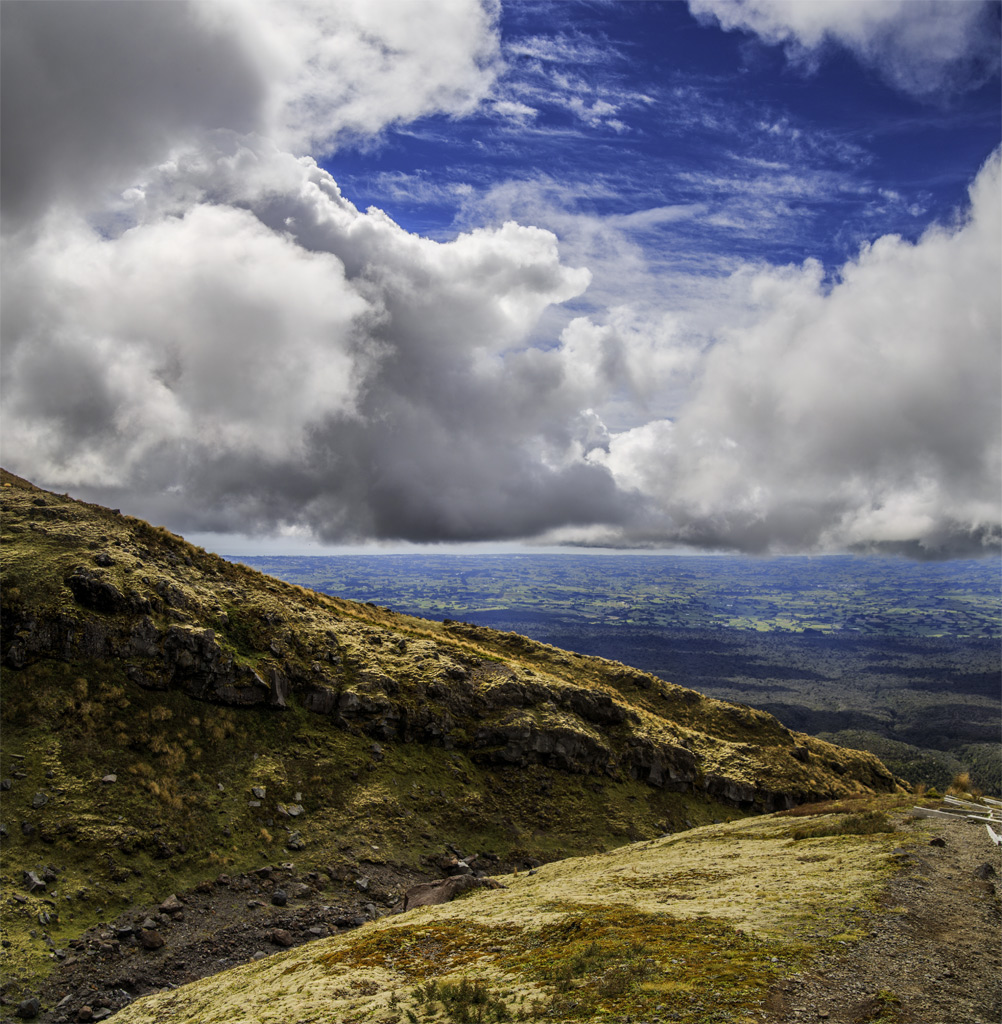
[110,804,915,1024]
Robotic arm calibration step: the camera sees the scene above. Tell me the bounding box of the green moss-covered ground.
[107,802,920,1024]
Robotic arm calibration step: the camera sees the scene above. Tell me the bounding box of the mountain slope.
[102,806,1002,1024]
[0,469,903,1014]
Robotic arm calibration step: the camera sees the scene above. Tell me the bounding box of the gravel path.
[763,814,1001,1024]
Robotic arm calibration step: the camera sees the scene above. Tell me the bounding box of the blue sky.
[330,1,999,276]
[1,0,1000,557]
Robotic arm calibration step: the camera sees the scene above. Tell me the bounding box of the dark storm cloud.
[0,0,264,225]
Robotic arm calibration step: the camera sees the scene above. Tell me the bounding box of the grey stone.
[32,792,48,809]
[403,874,479,910]
[270,890,288,907]
[16,996,41,1019]
[23,870,46,893]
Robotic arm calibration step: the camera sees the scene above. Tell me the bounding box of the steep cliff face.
[1,469,900,817]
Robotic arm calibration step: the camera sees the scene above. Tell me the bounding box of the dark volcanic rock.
[138,929,164,950]
[65,570,128,614]
[16,996,41,1019]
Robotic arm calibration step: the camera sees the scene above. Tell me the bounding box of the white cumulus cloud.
[689,0,1001,97]
[589,150,1002,556]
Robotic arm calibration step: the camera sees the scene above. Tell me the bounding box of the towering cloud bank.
[589,150,1001,557]
[1,0,998,555]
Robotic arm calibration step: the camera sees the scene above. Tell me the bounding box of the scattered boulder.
[269,929,295,947]
[287,831,305,851]
[158,894,184,914]
[929,836,947,847]
[31,791,48,809]
[270,890,288,907]
[23,870,46,893]
[139,929,164,950]
[101,774,117,785]
[16,996,41,1019]
[973,862,997,880]
[403,873,479,911]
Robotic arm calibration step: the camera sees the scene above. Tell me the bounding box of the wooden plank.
[910,807,997,823]
[944,795,993,811]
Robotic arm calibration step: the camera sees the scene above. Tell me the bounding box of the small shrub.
[413,979,510,1023]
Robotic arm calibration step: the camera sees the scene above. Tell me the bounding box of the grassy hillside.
[0,469,905,1012]
[103,796,1000,1024]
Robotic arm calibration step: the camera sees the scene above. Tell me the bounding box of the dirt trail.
[763,815,1001,1024]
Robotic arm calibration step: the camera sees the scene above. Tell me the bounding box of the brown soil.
[762,815,1001,1024]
